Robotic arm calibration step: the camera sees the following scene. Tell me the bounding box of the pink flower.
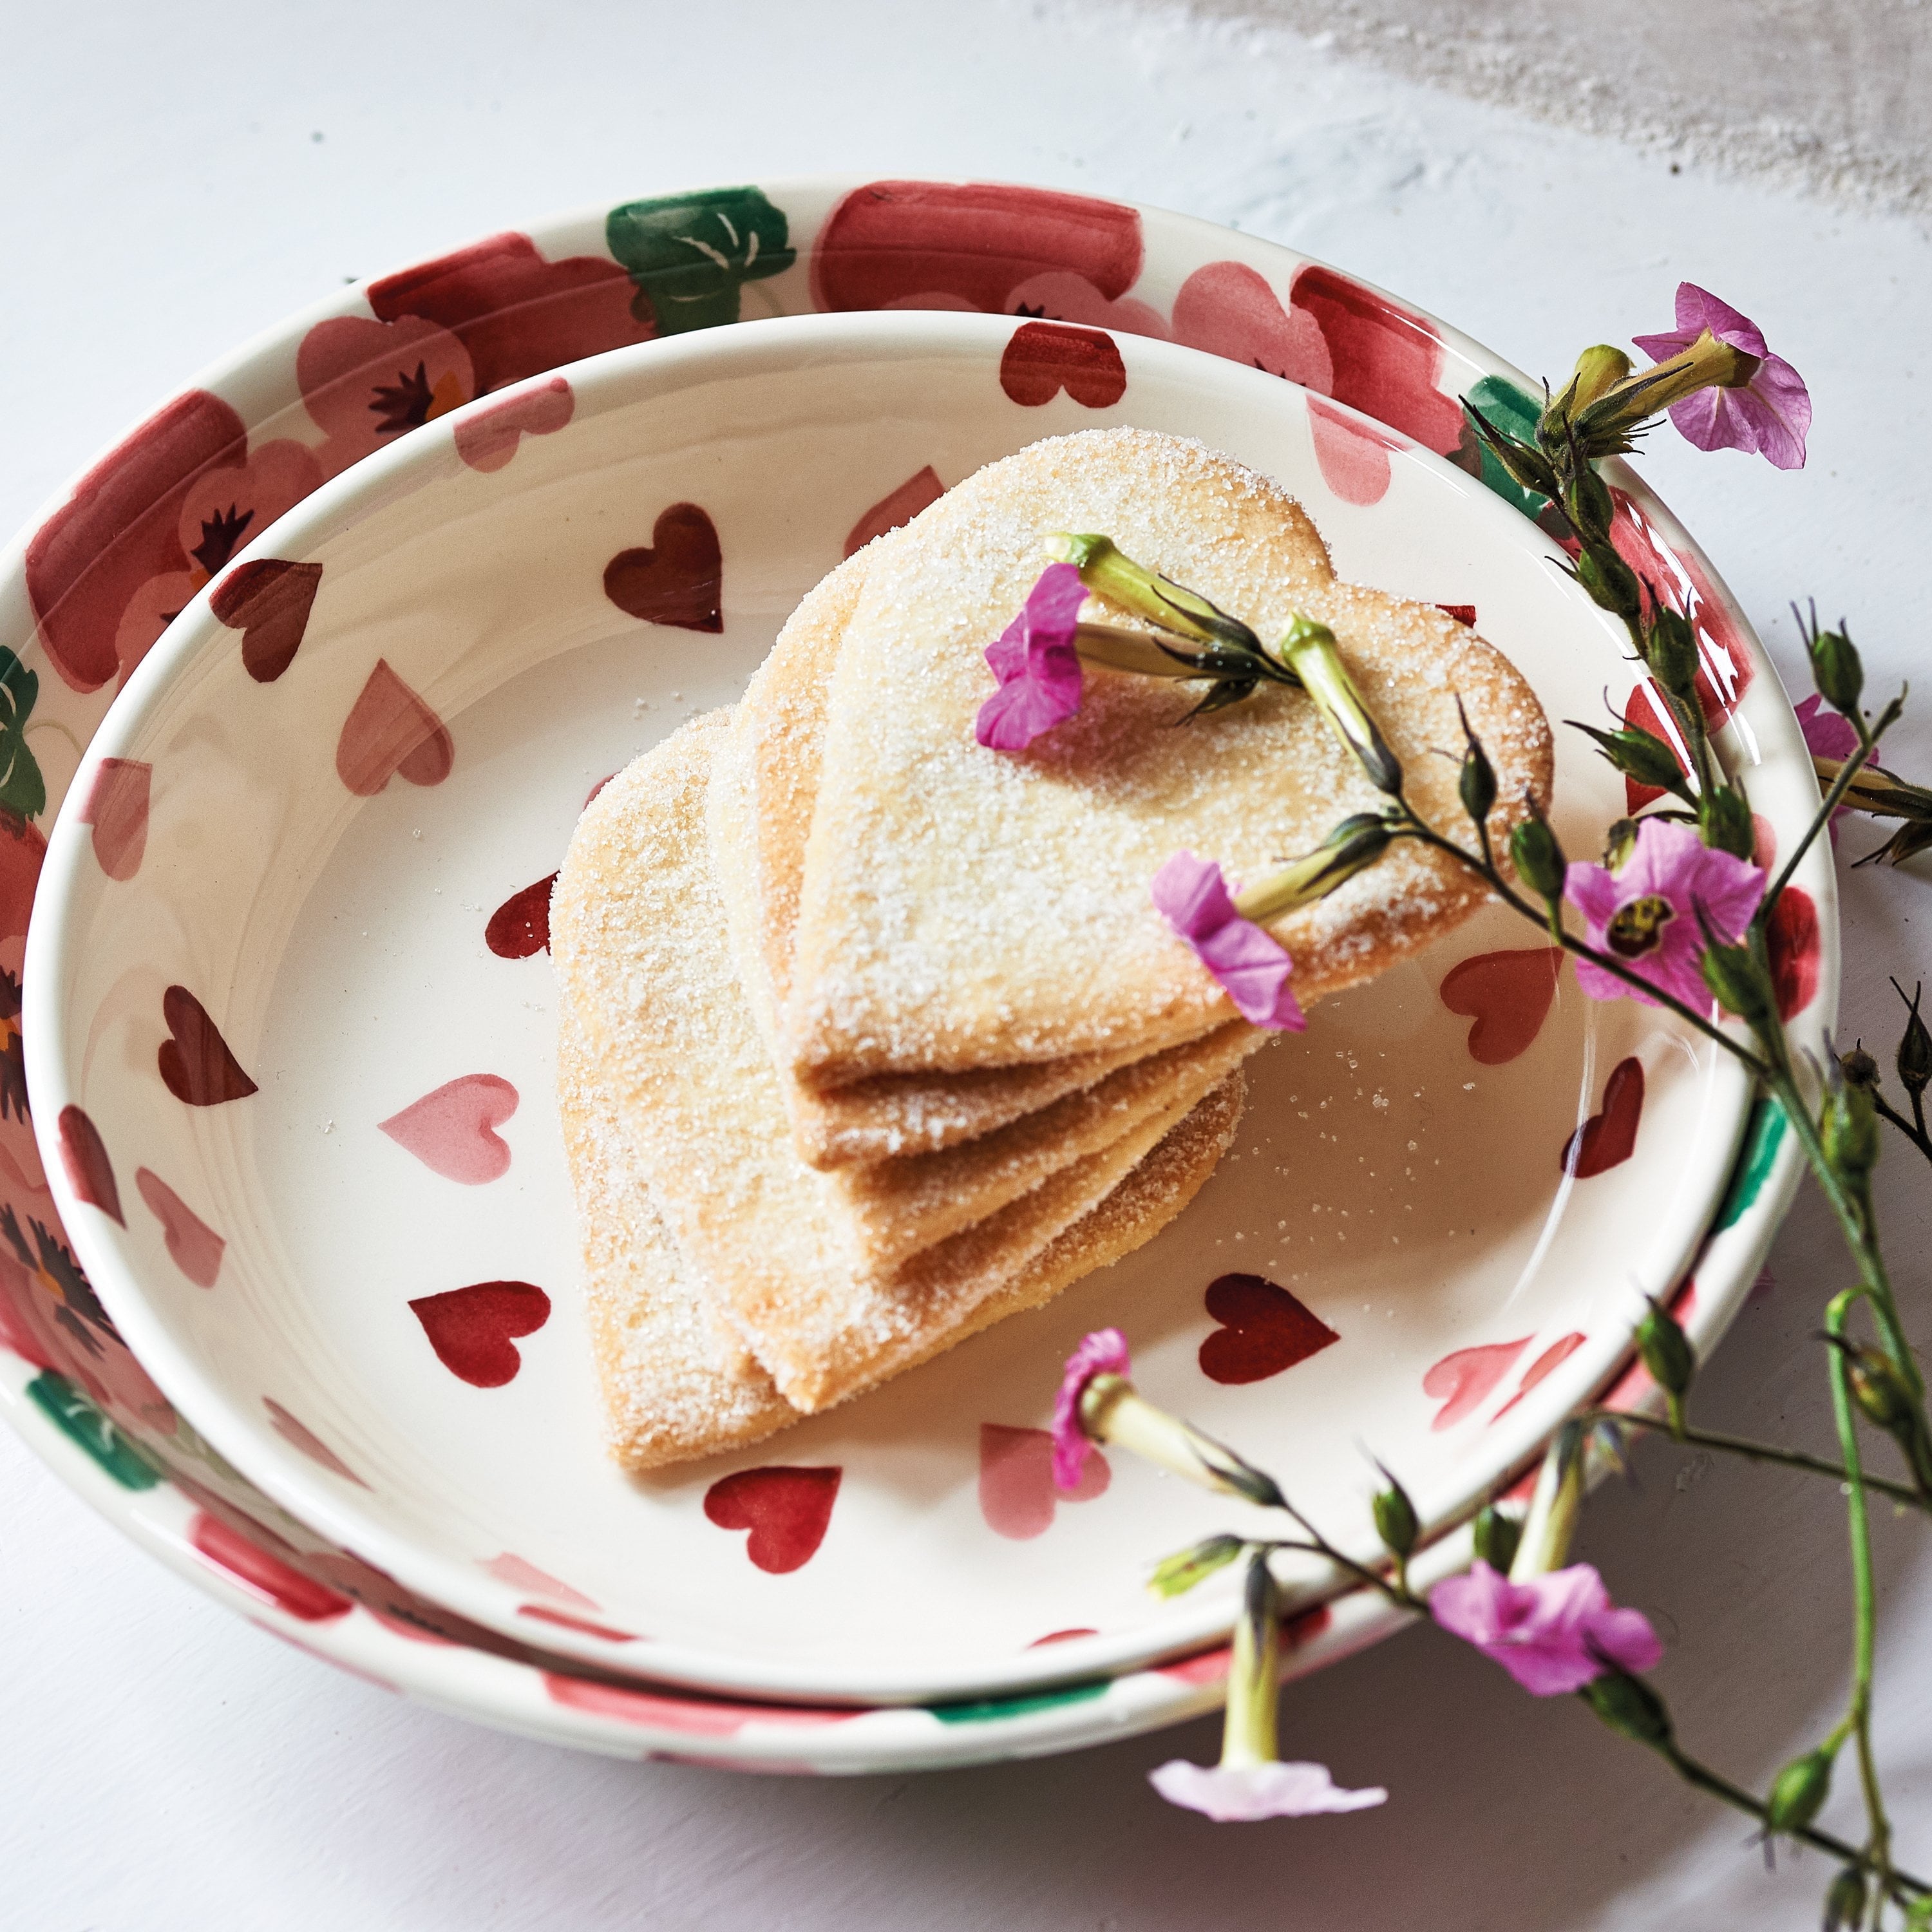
[975,562,1088,750]
[1151,851,1306,1031]
[1052,1328,1130,1491]
[1149,1759,1388,1821]
[1795,692,1858,762]
[1632,283,1810,470]
[1564,817,1763,1012]
[1429,1560,1662,1696]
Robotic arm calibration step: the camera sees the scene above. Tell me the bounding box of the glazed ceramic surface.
[0,180,1830,1765]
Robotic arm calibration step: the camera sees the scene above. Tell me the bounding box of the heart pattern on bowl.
[1562,1057,1645,1178]
[336,659,454,796]
[484,873,558,959]
[1438,947,1565,1066]
[603,502,723,633]
[978,1423,1110,1539]
[75,758,151,881]
[56,1105,122,1224]
[209,558,325,683]
[1198,1273,1340,1386]
[409,1282,552,1388]
[134,1166,223,1286]
[703,1466,842,1574]
[379,1075,519,1185]
[453,376,575,474]
[998,320,1128,408]
[157,986,258,1106]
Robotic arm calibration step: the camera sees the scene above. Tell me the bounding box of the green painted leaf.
[0,647,45,824]
[929,1680,1110,1726]
[1717,1097,1787,1230]
[1455,375,1555,524]
[25,1370,160,1490]
[606,187,797,336]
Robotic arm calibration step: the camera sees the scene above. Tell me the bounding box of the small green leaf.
[1148,1532,1244,1598]
[606,187,797,336]
[26,1371,160,1490]
[0,648,45,824]
[1457,375,1552,522]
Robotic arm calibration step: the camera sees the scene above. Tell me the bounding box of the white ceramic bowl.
[24,304,1819,1706]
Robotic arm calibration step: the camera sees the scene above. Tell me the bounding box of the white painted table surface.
[3,3,1929,1925]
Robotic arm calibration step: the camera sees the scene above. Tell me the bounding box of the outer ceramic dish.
[0,179,1831,1766]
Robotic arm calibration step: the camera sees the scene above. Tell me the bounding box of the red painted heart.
[378,1074,518,1184]
[158,986,258,1106]
[1422,1336,1531,1430]
[1438,948,1565,1066]
[603,502,723,633]
[453,375,574,473]
[978,1423,1109,1539]
[337,660,453,797]
[1766,886,1819,1020]
[76,757,151,880]
[188,1510,352,1622]
[485,873,558,958]
[1198,1273,1340,1385]
[999,320,1128,408]
[1436,603,1477,627]
[1562,1056,1645,1178]
[135,1166,224,1285]
[1491,1332,1586,1421]
[210,559,325,683]
[409,1280,551,1387]
[57,1105,123,1224]
[703,1466,842,1574]
[844,464,945,558]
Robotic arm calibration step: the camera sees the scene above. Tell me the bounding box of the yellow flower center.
[1607,894,1675,959]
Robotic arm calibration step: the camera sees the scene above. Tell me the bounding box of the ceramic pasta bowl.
[0,179,1830,1767]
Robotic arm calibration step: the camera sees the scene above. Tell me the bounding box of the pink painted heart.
[1170,260,1333,386]
[135,1166,223,1285]
[603,502,723,633]
[1492,1332,1587,1421]
[517,1604,637,1642]
[56,1105,123,1224]
[1307,396,1396,507]
[188,1510,352,1622]
[209,558,325,683]
[482,1551,600,1608]
[844,465,945,558]
[1438,948,1564,1066]
[77,758,151,880]
[978,1423,1108,1539]
[158,985,258,1106]
[999,321,1128,408]
[1423,1336,1531,1430]
[409,1281,550,1387]
[263,1396,368,1485]
[485,873,558,958]
[703,1466,842,1573]
[1562,1057,1644,1178]
[453,375,574,474]
[1199,1273,1340,1385]
[378,1075,518,1184]
[1005,270,1168,340]
[336,659,454,796]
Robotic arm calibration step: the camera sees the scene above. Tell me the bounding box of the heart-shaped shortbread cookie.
[788,428,1555,1084]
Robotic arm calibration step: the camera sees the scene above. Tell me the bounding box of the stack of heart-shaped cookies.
[553,428,1554,1470]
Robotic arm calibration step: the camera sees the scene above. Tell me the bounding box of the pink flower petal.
[1148,1759,1388,1821]
[1429,1560,1662,1698]
[1634,286,1807,468]
[1052,1327,1131,1492]
[976,562,1088,750]
[1795,692,1859,762]
[1151,851,1305,1032]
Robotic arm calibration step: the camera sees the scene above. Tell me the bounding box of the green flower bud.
[1700,936,1777,1027]
[1580,1669,1673,1749]
[1276,615,1404,795]
[1575,545,1645,624]
[1567,345,1634,412]
[1823,1866,1868,1932]
[1457,710,1499,829]
[1510,806,1568,902]
[1372,1472,1419,1562]
[1839,1045,1881,1090]
[1834,1338,1919,1435]
[1471,1503,1522,1575]
[1699,784,1757,860]
[1895,978,1932,1100]
[1821,1081,1882,1182]
[1571,330,1756,457]
[1148,1532,1245,1600]
[1463,408,1562,500]
[1563,464,1616,547]
[1808,625,1864,718]
[1567,721,1690,799]
[1635,1297,1694,1399]
[1220,1550,1283,1770]
[1234,814,1394,923]
[1045,533,1263,659]
[1602,818,1640,871]
[1766,1747,1834,1837]
[1643,609,1700,702]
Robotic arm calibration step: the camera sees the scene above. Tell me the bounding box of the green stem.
[1826,1288,1894,1900]
[1757,708,1899,925]
[1586,1408,1929,1512]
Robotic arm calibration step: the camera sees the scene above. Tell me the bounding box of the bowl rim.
[21,299,1808,1704]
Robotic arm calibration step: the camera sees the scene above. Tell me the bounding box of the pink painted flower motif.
[975,563,1089,750]
[1151,852,1306,1032]
[1631,283,1811,470]
[1564,817,1763,1012]
[1149,1758,1388,1821]
[1428,1560,1662,1696]
[1052,1327,1130,1491]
